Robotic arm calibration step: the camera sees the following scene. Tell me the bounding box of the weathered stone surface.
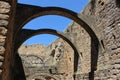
[18,44,47,56]
[0,27,7,35]
[0,1,11,8]
[0,69,2,74]
[0,8,10,14]
[0,14,9,19]
[0,1,10,14]
[0,46,5,54]
[0,20,8,26]
[0,35,6,46]
[0,62,3,67]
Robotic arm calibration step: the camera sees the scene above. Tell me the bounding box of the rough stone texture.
[18,44,47,56]
[0,20,9,26]
[48,38,74,80]
[16,0,120,80]
[0,27,7,35]
[0,1,10,14]
[65,21,91,74]
[0,35,6,46]
[0,1,10,79]
[0,14,9,20]
[74,0,120,79]
[19,38,74,80]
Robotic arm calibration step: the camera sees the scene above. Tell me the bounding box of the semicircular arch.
[15,4,99,43]
[15,29,80,72]
[15,4,99,72]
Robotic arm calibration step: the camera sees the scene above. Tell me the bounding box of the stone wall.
[18,44,47,56]
[0,1,10,79]
[65,21,91,74]
[74,0,120,79]
[18,38,74,80]
[48,38,74,80]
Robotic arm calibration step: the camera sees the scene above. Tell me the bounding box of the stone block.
[0,14,9,19]
[0,8,10,13]
[0,35,6,46]
[0,1,11,8]
[0,46,5,55]
[0,27,7,35]
[0,20,8,26]
[0,1,10,14]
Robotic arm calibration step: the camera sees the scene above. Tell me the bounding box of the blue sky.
[18,0,89,45]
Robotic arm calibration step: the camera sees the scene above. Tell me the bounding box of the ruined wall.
[18,44,47,56]
[18,38,74,80]
[74,0,120,79]
[65,21,91,74]
[48,38,74,80]
[17,0,120,80]
[18,44,48,79]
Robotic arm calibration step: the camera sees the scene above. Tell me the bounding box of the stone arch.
[15,4,99,42]
[27,73,60,80]
[15,29,80,72]
[15,4,99,72]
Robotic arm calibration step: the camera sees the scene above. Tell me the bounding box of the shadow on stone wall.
[89,37,99,80]
[90,0,96,14]
[90,0,95,9]
[14,53,26,80]
[116,0,120,8]
[74,50,79,73]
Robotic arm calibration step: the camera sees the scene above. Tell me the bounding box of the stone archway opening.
[15,6,100,73]
[14,3,99,80]
[16,29,78,80]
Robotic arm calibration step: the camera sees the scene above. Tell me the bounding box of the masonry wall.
[73,0,120,79]
[48,38,74,80]
[19,39,75,80]
[0,1,10,79]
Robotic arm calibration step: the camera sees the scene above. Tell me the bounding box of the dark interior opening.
[116,0,120,8]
